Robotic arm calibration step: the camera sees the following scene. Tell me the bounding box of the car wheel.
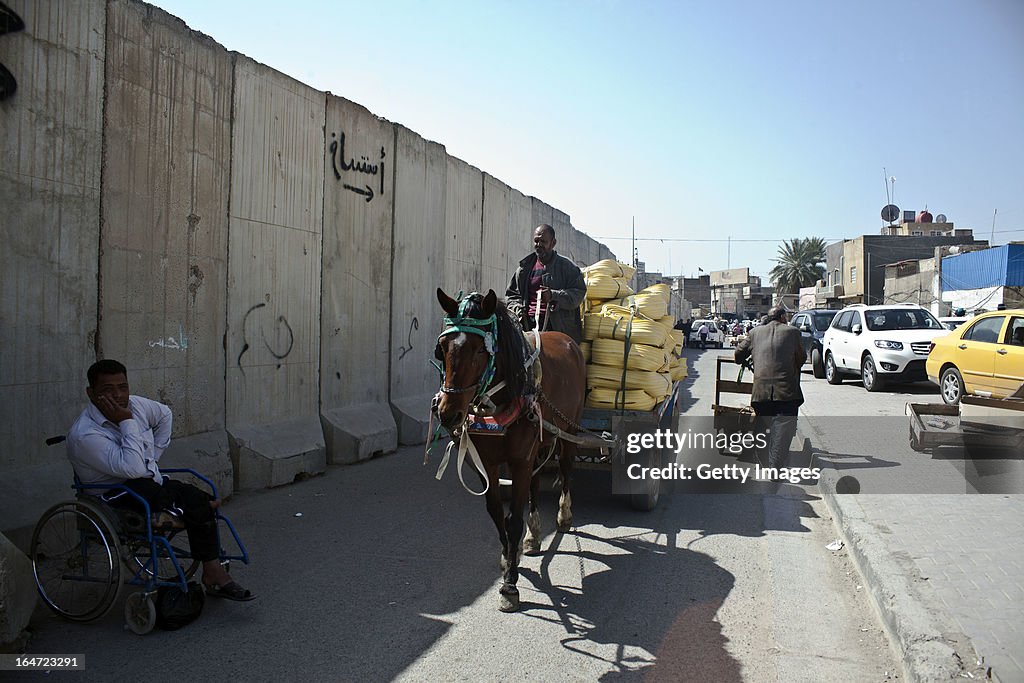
[862,355,885,392]
[811,348,825,379]
[940,366,964,406]
[825,353,843,385]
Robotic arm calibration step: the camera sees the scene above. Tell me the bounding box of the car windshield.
[864,308,942,331]
[812,313,836,332]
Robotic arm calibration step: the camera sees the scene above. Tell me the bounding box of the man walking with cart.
[733,306,805,469]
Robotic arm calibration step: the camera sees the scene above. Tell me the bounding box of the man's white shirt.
[67,396,172,487]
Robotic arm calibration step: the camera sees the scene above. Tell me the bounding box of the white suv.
[822,304,947,392]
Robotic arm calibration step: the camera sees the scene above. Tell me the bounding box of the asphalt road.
[16,347,901,682]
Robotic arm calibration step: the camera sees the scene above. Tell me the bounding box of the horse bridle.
[435,295,499,401]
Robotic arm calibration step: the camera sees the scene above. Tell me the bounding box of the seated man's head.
[1014,327,1024,345]
[87,359,130,409]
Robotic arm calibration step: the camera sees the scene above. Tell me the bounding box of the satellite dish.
[881,204,900,223]
[936,214,947,223]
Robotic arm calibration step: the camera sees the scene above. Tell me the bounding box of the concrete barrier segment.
[391,394,435,446]
[321,404,397,464]
[228,417,326,490]
[0,533,36,652]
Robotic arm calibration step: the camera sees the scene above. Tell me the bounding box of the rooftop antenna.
[991,208,997,244]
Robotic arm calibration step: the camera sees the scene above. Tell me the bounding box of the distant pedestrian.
[734,306,805,468]
[697,321,710,350]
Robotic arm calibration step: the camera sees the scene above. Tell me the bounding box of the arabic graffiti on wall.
[149,324,190,351]
[237,303,295,372]
[328,131,385,203]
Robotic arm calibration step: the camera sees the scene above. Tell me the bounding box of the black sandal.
[205,581,256,602]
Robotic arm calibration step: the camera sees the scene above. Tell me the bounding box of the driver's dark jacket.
[505,251,586,343]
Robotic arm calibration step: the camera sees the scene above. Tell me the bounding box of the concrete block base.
[228,417,326,491]
[162,429,234,500]
[391,394,433,446]
[321,404,397,464]
[0,533,36,651]
[0,462,77,550]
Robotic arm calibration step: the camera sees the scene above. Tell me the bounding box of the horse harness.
[430,292,587,496]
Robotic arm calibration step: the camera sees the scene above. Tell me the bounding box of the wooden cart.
[571,381,684,511]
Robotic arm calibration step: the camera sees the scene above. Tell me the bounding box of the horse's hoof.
[524,538,541,555]
[498,586,520,612]
[556,516,572,532]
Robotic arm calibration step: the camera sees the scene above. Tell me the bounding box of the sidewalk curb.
[798,425,994,683]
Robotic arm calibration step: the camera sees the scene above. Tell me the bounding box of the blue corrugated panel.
[942,245,1024,291]
[1008,243,1024,286]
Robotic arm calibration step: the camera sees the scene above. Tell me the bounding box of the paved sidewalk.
[801,422,1024,683]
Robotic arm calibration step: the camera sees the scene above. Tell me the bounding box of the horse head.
[434,288,499,431]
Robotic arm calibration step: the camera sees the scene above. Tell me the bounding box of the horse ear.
[437,288,459,316]
[482,290,497,317]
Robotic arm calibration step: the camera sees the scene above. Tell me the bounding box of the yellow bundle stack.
[669,330,685,355]
[591,338,670,372]
[585,310,670,349]
[668,356,688,382]
[584,272,634,301]
[583,259,637,279]
[587,364,672,399]
[586,389,656,411]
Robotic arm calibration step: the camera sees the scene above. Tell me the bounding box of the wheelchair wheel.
[31,500,124,622]
[126,529,199,583]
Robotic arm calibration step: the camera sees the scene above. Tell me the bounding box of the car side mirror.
[799,323,811,332]
[851,323,862,335]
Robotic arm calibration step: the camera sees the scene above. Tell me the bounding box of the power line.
[593,228,1024,243]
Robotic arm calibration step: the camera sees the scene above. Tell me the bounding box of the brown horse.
[433,288,586,612]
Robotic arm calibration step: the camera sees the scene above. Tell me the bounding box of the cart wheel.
[124,591,157,635]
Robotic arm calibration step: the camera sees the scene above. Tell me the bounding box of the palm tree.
[769,237,827,294]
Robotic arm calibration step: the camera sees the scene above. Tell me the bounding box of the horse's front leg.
[481,465,508,570]
[499,460,531,612]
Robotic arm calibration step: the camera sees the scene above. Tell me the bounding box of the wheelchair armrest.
[160,468,219,499]
[73,482,153,517]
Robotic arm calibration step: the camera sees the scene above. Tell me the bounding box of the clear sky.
[152,0,1023,282]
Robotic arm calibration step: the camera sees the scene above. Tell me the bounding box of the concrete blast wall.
[0,0,106,532]
[320,97,397,462]
[389,126,447,444]
[100,1,234,494]
[0,0,617,536]
[225,57,326,489]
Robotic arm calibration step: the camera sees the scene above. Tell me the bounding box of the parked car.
[938,316,969,331]
[822,304,948,392]
[790,309,839,378]
[688,319,725,349]
[926,308,1024,405]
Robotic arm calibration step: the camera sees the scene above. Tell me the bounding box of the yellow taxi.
[926,309,1024,405]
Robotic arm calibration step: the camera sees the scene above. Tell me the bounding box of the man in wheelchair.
[66,359,255,602]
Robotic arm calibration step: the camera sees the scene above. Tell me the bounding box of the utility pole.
[727,236,731,269]
[631,216,636,269]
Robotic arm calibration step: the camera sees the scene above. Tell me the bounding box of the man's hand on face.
[94,395,133,424]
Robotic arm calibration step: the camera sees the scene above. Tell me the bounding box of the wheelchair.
[30,436,250,634]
